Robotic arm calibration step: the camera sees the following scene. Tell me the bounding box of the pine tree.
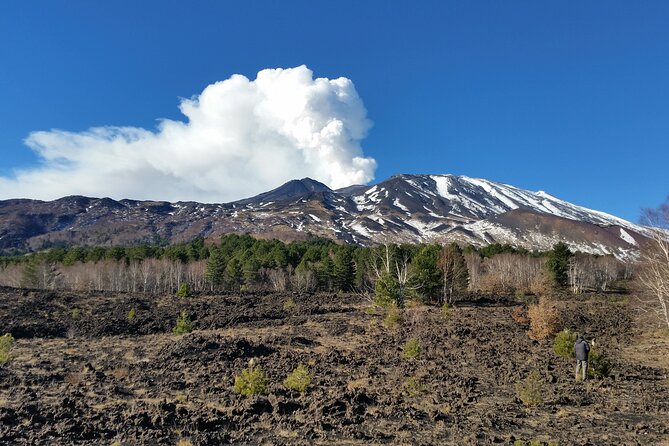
[205,247,227,289]
[333,247,355,291]
[410,244,443,303]
[225,258,244,291]
[316,256,335,291]
[546,242,572,288]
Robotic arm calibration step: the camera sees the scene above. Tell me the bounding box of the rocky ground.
[0,287,668,445]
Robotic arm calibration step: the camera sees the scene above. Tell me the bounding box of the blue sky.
[0,1,667,221]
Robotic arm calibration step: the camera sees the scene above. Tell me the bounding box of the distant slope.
[0,174,650,259]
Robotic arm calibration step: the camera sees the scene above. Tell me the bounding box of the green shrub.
[234,362,267,396]
[176,283,190,298]
[127,308,136,321]
[173,311,193,334]
[402,338,422,360]
[515,371,545,407]
[440,302,453,320]
[403,376,426,398]
[283,297,296,311]
[70,308,81,319]
[374,273,399,307]
[364,305,378,315]
[553,329,576,358]
[383,304,401,328]
[587,347,611,379]
[283,364,312,393]
[0,333,14,363]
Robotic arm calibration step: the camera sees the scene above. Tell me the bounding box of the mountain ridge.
[0,174,650,259]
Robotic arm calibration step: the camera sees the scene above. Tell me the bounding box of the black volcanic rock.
[235,178,331,205]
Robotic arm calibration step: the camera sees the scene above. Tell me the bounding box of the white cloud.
[0,65,377,202]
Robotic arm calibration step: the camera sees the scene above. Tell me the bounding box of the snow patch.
[619,228,637,246]
[393,198,410,213]
[431,175,457,200]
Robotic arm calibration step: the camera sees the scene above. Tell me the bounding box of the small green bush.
[403,376,426,398]
[383,304,401,328]
[173,311,193,334]
[364,305,378,315]
[283,297,296,311]
[176,283,190,298]
[374,273,399,308]
[515,371,545,407]
[440,302,453,320]
[587,347,611,379]
[0,333,14,364]
[553,329,576,358]
[402,338,422,360]
[70,308,81,319]
[127,308,136,321]
[283,364,312,393]
[234,362,267,396]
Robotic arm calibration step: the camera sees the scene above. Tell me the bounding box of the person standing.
[574,335,590,381]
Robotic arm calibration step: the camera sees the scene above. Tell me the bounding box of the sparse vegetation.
[440,302,453,320]
[364,305,378,315]
[383,304,401,328]
[70,308,81,319]
[172,311,193,334]
[0,333,14,363]
[283,364,312,393]
[403,376,426,398]
[234,362,267,397]
[515,371,545,407]
[127,307,136,321]
[527,297,561,340]
[402,338,422,360]
[176,282,190,298]
[511,306,530,325]
[514,440,558,446]
[283,297,296,311]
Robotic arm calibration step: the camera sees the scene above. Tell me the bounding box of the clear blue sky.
[1,1,667,221]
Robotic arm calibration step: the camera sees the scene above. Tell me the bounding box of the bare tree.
[638,198,669,329]
[464,251,482,291]
[266,268,287,292]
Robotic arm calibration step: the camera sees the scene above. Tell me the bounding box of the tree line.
[0,235,630,305]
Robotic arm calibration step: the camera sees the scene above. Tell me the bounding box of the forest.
[0,235,630,304]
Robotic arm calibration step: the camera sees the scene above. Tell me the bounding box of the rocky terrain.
[0,174,651,259]
[1,287,668,445]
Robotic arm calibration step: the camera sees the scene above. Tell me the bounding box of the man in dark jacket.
[574,335,590,381]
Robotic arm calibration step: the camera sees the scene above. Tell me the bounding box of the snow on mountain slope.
[0,173,650,260]
[334,174,649,259]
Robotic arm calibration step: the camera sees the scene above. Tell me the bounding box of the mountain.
[0,174,650,259]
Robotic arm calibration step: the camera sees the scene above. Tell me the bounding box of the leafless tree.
[464,251,482,291]
[266,268,287,292]
[638,198,669,329]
